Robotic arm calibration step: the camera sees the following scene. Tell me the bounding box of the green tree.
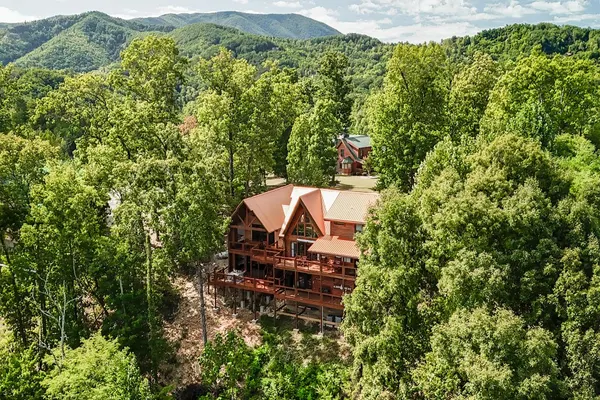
[199,331,254,399]
[344,132,600,398]
[449,52,499,140]
[317,51,353,131]
[0,324,44,400]
[368,43,449,190]
[116,35,187,119]
[481,52,600,147]
[194,49,292,204]
[287,99,340,187]
[0,134,58,346]
[43,333,152,400]
[413,308,561,399]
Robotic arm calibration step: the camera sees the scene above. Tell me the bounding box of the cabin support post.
[233,289,237,316]
[214,284,217,309]
[253,290,257,321]
[320,306,324,334]
[295,302,299,329]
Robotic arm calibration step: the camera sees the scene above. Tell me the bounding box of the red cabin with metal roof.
[209,185,379,330]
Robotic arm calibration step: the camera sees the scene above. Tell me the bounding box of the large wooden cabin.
[209,185,379,331]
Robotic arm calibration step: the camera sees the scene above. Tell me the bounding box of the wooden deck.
[210,269,275,294]
[274,256,356,280]
[275,287,344,310]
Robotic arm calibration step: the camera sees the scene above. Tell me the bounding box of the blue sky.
[1,0,599,43]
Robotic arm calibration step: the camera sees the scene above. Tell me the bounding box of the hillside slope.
[444,23,600,62]
[133,11,340,39]
[13,13,163,71]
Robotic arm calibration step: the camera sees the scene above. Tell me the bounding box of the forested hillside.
[444,22,600,62]
[132,11,341,39]
[4,12,600,400]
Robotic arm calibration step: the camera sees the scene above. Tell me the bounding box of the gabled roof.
[299,189,325,235]
[345,135,371,149]
[237,185,379,235]
[240,184,294,233]
[280,187,319,235]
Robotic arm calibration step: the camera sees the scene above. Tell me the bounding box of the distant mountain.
[0,11,341,72]
[132,11,341,39]
[0,12,167,71]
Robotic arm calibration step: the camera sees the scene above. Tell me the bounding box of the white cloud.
[349,0,477,17]
[0,7,38,23]
[273,1,302,8]
[156,5,198,14]
[298,6,479,43]
[553,12,599,22]
[234,0,250,4]
[348,1,385,14]
[529,0,586,14]
[483,0,537,17]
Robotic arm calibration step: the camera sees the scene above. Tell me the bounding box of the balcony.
[274,281,344,310]
[274,256,356,280]
[250,246,284,264]
[209,267,275,294]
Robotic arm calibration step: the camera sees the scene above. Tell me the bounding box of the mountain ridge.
[131,11,341,39]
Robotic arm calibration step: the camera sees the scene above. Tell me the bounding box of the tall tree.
[0,134,58,346]
[116,36,187,120]
[344,132,600,398]
[368,43,449,190]
[481,52,600,147]
[317,51,353,132]
[194,49,292,204]
[287,99,340,187]
[448,52,499,140]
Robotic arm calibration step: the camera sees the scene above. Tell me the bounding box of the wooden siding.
[329,221,356,240]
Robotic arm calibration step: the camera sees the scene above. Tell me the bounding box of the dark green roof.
[345,135,371,149]
[342,157,354,164]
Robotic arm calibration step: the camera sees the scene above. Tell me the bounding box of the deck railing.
[274,256,356,278]
[274,279,343,308]
[228,241,258,253]
[210,267,275,291]
[250,247,283,263]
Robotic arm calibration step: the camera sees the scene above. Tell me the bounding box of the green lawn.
[267,175,378,192]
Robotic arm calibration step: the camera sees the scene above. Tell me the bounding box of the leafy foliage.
[198,328,350,400]
[43,333,152,400]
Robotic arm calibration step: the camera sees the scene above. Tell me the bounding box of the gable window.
[340,149,345,157]
[292,210,318,239]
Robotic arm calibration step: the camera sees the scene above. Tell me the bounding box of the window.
[292,211,318,239]
[252,230,267,243]
[355,224,363,233]
[340,149,345,157]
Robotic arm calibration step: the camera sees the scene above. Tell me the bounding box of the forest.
[2,17,600,400]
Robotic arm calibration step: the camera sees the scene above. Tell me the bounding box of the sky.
[1,0,599,43]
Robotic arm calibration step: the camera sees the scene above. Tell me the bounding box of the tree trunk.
[197,263,208,345]
[228,131,235,201]
[60,282,67,361]
[145,233,158,383]
[1,238,28,346]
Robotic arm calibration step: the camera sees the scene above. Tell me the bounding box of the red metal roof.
[239,185,379,234]
[308,236,360,259]
[241,184,294,232]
